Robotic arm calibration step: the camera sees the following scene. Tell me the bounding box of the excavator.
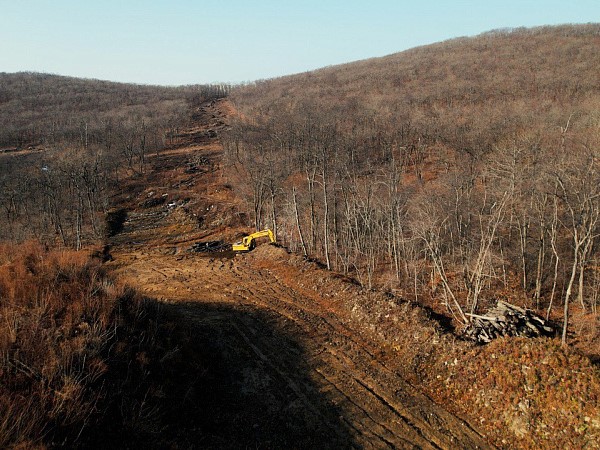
[232,228,276,252]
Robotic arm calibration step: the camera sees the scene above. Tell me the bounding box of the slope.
[232,24,600,156]
[101,94,600,448]
[222,24,600,358]
[105,99,493,448]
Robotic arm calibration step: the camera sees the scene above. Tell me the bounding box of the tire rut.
[213,259,489,448]
[113,252,491,448]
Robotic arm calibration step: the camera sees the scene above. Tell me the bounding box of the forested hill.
[231,24,600,157]
[0,72,228,245]
[223,24,600,349]
[0,72,229,149]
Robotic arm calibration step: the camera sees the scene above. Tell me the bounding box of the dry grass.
[430,338,600,449]
[0,241,122,446]
[0,241,229,447]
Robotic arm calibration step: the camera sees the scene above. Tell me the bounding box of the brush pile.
[189,240,230,253]
[463,301,554,344]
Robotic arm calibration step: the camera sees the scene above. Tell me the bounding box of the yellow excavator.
[232,229,276,252]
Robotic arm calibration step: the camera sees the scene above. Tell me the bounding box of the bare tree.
[554,151,600,345]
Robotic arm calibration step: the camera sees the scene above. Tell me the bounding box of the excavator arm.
[232,229,276,252]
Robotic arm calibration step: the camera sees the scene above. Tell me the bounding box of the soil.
[106,99,493,449]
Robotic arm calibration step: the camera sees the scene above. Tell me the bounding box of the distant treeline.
[0,72,230,149]
[0,72,229,246]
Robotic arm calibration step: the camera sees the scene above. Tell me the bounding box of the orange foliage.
[433,338,600,448]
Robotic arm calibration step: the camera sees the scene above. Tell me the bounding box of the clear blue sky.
[1,0,598,86]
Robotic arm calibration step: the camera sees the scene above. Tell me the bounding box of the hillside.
[0,73,227,245]
[0,72,228,150]
[232,24,600,156]
[225,24,600,353]
[1,24,600,448]
[103,109,490,447]
[102,99,599,449]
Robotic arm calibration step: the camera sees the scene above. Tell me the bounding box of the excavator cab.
[232,228,276,252]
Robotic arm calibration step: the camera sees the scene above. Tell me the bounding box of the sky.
[1,0,599,86]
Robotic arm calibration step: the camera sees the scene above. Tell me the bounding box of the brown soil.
[107,99,492,448]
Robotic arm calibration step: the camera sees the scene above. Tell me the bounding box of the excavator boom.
[232,228,276,252]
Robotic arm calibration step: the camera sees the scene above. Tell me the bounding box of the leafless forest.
[0,74,229,446]
[226,24,600,347]
[1,24,600,448]
[0,72,229,246]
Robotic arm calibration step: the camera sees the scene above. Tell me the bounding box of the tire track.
[214,258,488,448]
[114,252,490,448]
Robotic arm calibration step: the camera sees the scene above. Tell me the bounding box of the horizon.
[1,0,600,86]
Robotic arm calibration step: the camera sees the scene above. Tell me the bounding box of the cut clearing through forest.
[106,99,492,448]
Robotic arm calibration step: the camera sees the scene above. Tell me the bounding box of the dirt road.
[108,100,492,449]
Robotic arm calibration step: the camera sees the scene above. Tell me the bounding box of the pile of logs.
[463,301,554,344]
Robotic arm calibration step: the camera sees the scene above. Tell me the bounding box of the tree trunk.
[292,187,308,257]
[562,239,580,346]
[322,165,331,270]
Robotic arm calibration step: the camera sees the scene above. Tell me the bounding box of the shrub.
[0,242,118,446]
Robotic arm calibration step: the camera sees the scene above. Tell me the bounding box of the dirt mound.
[245,243,289,260]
